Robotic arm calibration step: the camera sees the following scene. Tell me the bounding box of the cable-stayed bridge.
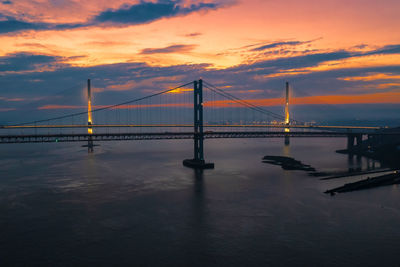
[1,79,398,168]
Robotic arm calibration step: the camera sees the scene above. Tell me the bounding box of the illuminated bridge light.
[285,81,290,126]
[88,79,93,135]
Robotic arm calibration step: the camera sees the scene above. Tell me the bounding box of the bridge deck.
[1,124,382,130]
[0,131,373,144]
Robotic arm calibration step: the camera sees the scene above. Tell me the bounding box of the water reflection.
[281,138,294,196]
[366,157,376,170]
[347,153,382,172]
[1,139,399,266]
[193,169,204,194]
[284,136,290,146]
[187,169,209,257]
[347,154,362,172]
[282,139,291,158]
[192,169,206,226]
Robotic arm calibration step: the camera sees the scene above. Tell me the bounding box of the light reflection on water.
[0,138,399,266]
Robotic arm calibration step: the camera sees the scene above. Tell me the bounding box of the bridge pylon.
[87,79,93,152]
[183,79,214,169]
[82,79,97,152]
[285,81,290,126]
[284,81,290,146]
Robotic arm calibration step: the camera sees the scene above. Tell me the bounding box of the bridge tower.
[183,79,214,169]
[285,81,290,125]
[87,79,94,152]
[284,82,290,145]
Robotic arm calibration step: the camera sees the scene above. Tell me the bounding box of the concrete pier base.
[347,134,363,152]
[183,159,214,169]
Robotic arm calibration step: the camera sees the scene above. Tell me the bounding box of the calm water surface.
[0,138,399,266]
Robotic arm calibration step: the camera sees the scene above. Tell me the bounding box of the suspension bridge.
[0,79,398,168]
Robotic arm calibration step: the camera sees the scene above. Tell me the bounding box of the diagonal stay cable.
[203,82,285,121]
[203,81,284,120]
[203,80,304,124]
[7,81,194,126]
[204,84,279,119]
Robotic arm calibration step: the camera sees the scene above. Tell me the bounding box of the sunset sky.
[0,0,399,124]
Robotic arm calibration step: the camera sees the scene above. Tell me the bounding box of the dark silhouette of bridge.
[0,79,397,168]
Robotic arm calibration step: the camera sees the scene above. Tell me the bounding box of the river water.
[0,138,399,266]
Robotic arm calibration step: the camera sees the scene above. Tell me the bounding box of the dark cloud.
[94,0,219,24]
[52,22,86,30]
[0,16,84,34]
[0,1,223,34]
[353,44,368,50]
[0,52,60,72]
[0,19,44,34]
[230,51,353,74]
[365,44,400,56]
[250,38,323,52]
[185,32,202,37]
[2,0,12,4]
[1,44,398,88]
[140,44,196,54]
[252,41,306,51]
[233,44,400,76]
[1,43,399,125]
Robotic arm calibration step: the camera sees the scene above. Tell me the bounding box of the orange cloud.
[167,88,193,94]
[1,0,400,70]
[339,73,400,81]
[291,92,400,105]
[205,92,400,107]
[93,76,188,93]
[38,105,85,110]
[257,54,400,81]
[376,83,400,89]
[37,103,192,110]
[105,81,137,91]
[0,97,26,102]
[37,91,400,111]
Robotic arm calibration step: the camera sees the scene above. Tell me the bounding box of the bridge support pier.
[347,134,363,153]
[347,135,355,151]
[284,135,290,146]
[87,137,94,153]
[356,134,363,149]
[183,79,214,169]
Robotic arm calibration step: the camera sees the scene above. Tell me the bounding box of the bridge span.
[1,79,398,168]
[1,130,397,144]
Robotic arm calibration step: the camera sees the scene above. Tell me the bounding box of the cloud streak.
[0,43,399,107]
[0,52,60,72]
[140,44,196,54]
[34,92,400,111]
[252,41,308,51]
